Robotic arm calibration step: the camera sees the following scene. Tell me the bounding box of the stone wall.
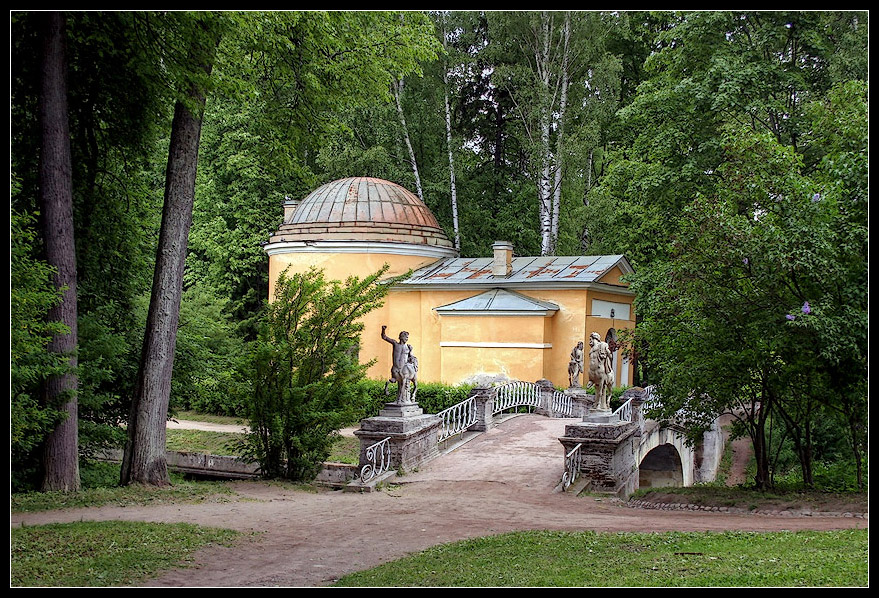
[559,420,641,497]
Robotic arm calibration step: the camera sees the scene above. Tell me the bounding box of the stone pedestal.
[354,403,442,475]
[559,419,641,498]
[583,409,617,424]
[564,387,595,419]
[378,402,424,418]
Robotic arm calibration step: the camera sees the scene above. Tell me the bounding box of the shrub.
[239,266,393,481]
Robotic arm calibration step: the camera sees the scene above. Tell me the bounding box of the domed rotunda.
[265,177,458,294]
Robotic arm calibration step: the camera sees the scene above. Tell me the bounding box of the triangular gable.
[434,288,558,317]
[594,256,635,286]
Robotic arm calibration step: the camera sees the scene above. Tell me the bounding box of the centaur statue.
[381,325,418,404]
[587,332,615,411]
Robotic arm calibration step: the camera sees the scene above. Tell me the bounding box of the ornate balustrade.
[614,398,633,422]
[492,381,542,415]
[359,436,392,483]
[551,389,573,417]
[437,397,477,443]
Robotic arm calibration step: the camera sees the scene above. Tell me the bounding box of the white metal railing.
[492,381,542,415]
[614,398,633,422]
[561,443,583,490]
[359,436,391,483]
[614,385,661,423]
[643,385,659,410]
[552,389,573,417]
[437,397,478,442]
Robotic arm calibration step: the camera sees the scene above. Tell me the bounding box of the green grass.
[11,462,236,513]
[173,410,246,426]
[166,414,358,465]
[165,428,244,456]
[327,435,360,464]
[11,520,241,587]
[334,529,868,587]
[166,425,359,466]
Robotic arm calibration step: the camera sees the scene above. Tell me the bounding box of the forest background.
[10,11,867,493]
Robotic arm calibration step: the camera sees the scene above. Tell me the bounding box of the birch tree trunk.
[121,26,217,486]
[38,10,80,492]
[393,78,424,201]
[442,26,461,252]
[549,12,571,255]
[538,12,553,256]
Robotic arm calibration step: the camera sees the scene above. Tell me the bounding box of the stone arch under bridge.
[349,382,724,497]
[636,423,693,489]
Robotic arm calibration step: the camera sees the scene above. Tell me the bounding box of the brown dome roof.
[269,177,455,250]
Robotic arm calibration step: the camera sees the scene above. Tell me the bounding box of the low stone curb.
[627,499,868,519]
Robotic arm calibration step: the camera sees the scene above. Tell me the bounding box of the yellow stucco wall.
[267,251,437,301]
[268,251,636,389]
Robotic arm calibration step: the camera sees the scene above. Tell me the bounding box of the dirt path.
[11,415,867,587]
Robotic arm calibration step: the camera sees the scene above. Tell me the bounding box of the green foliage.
[170,286,249,416]
[10,207,71,490]
[239,266,393,481]
[590,12,868,490]
[335,529,868,587]
[11,521,240,587]
[184,11,444,345]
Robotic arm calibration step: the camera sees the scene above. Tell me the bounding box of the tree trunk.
[538,13,553,256]
[751,385,772,490]
[393,78,424,201]
[121,29,217,486]
[549,12,571,255]
[442,28,461,252]
[38,11,80,493]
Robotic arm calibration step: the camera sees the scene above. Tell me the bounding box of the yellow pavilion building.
[264,177,636,389]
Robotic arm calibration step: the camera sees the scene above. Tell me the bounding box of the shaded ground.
[11,415,867,587]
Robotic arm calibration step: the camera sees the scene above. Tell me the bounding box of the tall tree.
[489,11,573,255]
[439,13,462,252]
[189,10,441,332]
[37,11,80,492]
[121,14,221,486]
[392,77,425,200]
[549,11,571,253]
[592,11,868,489]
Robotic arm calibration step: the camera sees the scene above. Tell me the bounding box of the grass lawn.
[173,410,246,426]
[11,461,237,513]
[165,428,244,456]
[334,529,869,587]
[11,520,241,587]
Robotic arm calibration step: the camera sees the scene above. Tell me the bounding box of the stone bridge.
[351,382,724,498]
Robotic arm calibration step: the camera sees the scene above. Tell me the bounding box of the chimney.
[492,241,513,277]
[283,197,300,223]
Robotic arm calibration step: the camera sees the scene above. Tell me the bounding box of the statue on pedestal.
[382,325,418,404]
[568,341,584,387]
[588,332,615,411]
